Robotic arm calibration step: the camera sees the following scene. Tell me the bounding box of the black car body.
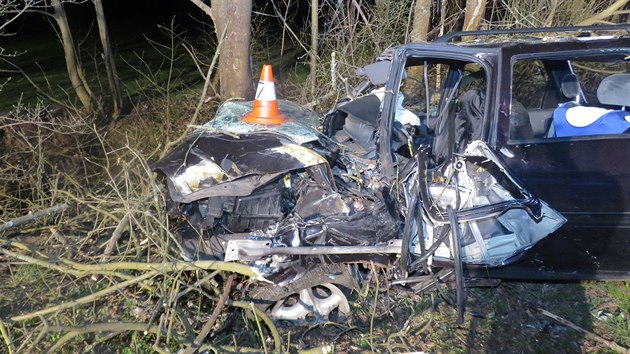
[154,25,630,320]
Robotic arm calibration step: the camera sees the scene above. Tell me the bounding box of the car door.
[493,51,630,279]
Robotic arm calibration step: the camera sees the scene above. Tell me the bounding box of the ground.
[1,231,628,353]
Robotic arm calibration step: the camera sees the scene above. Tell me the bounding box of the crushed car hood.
[153,100,332,204]
[154,132,328,204]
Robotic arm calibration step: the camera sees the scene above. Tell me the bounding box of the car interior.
[510,54,630,141]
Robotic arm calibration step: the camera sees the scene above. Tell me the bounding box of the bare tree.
[463,0,488,31]
[190,0,254,100]
[410,0,432,42]
[51,0,93,112]
[0,0,30,91]
[310,0,319,97]
[0,1,29,39]
[2,0,130,119]
[93,0,124,119]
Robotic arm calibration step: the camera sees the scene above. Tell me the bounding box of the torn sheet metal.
[208,100,322,145]
[416,141,566,266]
[153,132,330,203]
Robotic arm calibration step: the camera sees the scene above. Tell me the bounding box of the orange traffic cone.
[242,65,286,125]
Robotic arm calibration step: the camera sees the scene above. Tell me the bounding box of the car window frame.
[506,49,630,146]
[378,45,496,176]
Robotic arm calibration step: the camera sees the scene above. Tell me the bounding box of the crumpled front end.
[153,95,566,322]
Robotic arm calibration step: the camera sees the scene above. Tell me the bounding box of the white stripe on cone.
[255,80,277,101]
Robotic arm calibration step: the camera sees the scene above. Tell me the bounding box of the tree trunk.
[463,0,487,31]
[210,0,254,100]
[410,0,432,42]
[51,0,92,112]
[309,0,318,97]
[93,0,124,119]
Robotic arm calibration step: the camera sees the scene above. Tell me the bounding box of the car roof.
[420,25,630,58]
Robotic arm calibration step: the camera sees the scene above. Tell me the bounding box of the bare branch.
[183,275,235,354]
[189,0,214,21]
[0,204,68,233]
[540,308,630,354]
[577,0,630,25]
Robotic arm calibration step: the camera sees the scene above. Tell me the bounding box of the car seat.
[552,73,630,137]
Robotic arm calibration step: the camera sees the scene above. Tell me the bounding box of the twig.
[0,58,76,112]
[0,204,68,233]
[228,300,282,353]
[0,241,155,291]
[189,0,213,20]
[0,320,12,354]
[576,0,629,26]
[269,0,310,54]
[0,247,81,277]
[183,274,235,354]
[539,308,630,354]
[44,322,193,353]
[2,246,259,284]
[102,212,130,259]
[250,301,268,354]
[159,26,226,159]
[350,0,380,51]
[369,262,379,352]
[303,90,336,109]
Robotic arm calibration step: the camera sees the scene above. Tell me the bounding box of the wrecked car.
[153,25,630,322]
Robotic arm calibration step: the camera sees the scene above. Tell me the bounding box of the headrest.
[560,73,580,99]
[597,73,630,107]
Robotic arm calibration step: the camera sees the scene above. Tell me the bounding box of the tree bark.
[93,0,124,119]
[309,0,318,96]
[410,0,432,42]
[210,0,254,100]
[51,0,92,112]
[463,0,487,31]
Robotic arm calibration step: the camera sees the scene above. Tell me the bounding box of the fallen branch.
[0,247,81,277]
[0,204,68,233]
[11,270,160,322]
[44,322,192,353]
[57,258,259,279]
[0,242,153,289]
[183,274,235,354]
[539,308,629,354]
[44,322,266,353]
[102,212,130,259]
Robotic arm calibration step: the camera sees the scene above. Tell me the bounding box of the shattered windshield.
[207,100,323,144]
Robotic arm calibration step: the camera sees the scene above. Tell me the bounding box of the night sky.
[4,0,310,39]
